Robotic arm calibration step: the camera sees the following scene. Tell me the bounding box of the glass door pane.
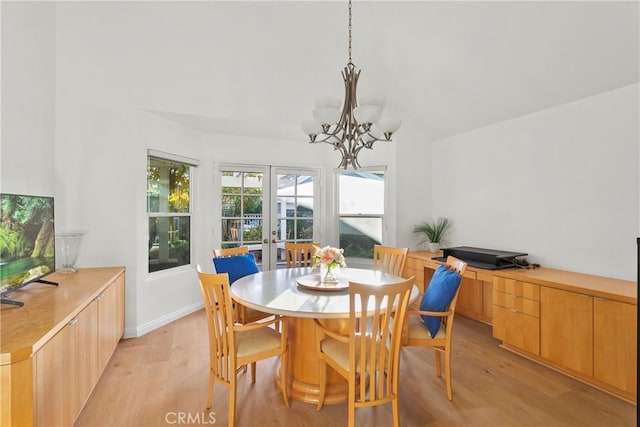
[219,165,320,271]
[273,170,319,268]
[220,169,267,267]
[218,166,319,271]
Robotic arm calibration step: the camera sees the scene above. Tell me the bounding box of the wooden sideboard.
[404,251,637,403]
[0,267,125,426]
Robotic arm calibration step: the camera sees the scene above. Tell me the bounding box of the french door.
[217,165,320,270]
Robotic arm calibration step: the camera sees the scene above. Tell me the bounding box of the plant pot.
[427,242,440,253]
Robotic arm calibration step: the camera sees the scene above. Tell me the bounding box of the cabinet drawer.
[493,291,540,317]
[494,277,540,300]
[493,305,540,355]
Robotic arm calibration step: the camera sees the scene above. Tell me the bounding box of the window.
[147,152,197,273]
[337,169,385,259]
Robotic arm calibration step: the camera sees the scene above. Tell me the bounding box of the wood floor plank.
[76,310,636,427]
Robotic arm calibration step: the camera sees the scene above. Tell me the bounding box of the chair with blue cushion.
[212,247,271,325]
[401,256,467,400]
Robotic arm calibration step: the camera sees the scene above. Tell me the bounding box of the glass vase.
[320,263,340,284]
[56,232,84,273]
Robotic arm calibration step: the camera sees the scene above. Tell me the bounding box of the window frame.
[147,150,199,275]
[335,166,387,263]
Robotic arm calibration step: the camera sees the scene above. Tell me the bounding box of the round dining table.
[230,266,416,405]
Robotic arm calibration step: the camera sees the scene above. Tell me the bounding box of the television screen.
[0,193,56,298]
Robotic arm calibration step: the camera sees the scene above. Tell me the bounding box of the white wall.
[432,84,639,280]
[50,2,397,336]
[1,2,56,196]
[3,2,635,337]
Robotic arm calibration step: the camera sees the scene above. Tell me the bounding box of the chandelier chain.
[348,0,352,64]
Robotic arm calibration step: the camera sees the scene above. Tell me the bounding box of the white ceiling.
[143,1,639,143]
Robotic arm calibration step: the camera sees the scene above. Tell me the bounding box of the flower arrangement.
[313,245,347,284]
[313,245,347,269]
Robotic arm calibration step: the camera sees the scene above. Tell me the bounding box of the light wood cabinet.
[405,251,636,403]
[540,287,593,377]
[404,254,493,324]
[441,273,494,324]
[403,256,425,291]
[98,275,124,370]
[33,302,98,425]
[74,301,100,417]
[493,278,540,355]
[1,267,125,427]
[34,313,76,426]
[593,298,637,399]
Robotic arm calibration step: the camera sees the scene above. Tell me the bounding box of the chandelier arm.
[311,126,346,144]
[302,0,399,169]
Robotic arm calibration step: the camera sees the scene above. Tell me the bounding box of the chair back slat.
[285,242,320,268]
[197,270,237,385]
[373,245,409,276]
[349,279,413,404]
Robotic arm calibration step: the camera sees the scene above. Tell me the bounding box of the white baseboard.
[123,301,203,338]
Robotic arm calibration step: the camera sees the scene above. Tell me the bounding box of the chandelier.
[301,0,401,169]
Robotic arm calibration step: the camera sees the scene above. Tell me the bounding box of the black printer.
[433,246,528,270]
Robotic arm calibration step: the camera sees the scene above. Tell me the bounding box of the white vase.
[427,242,440,253]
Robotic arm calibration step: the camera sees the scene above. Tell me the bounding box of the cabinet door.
[481,280,493,323]
[456,276,483,319]
[403,258,424,289]
[98,278,123,370]
[74,301,99,415]
[34,319,76,426]
[593,298,637,397]
[493,305,540,355]
[115,273,126,339]
[540,287,593,377]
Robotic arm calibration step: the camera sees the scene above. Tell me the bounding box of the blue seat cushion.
[419,265,462,337]
[212,253,260,284]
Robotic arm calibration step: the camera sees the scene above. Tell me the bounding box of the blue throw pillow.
[419,265,462,337]
[212,253,259,284]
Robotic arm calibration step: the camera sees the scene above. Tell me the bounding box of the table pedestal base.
[280,317,350,404]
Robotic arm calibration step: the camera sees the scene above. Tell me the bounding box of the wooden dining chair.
[212,246,271,325]
[284,242,320,268]
[402,256,467,400]
[196,265,289,426]
[373,245,409,277]
[213,246,250,258]
[314,277,414,427]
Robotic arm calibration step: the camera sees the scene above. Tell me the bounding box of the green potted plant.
[413,217,452,253]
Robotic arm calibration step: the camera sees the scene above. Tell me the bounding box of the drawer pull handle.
[509,308,518,313]
[595,297,606,302]
[68,318,78,326]
[578,294,590,298]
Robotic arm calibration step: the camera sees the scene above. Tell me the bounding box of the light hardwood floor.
[76,311,636,427]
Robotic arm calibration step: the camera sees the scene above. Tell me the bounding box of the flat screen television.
[0,193,57,306]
